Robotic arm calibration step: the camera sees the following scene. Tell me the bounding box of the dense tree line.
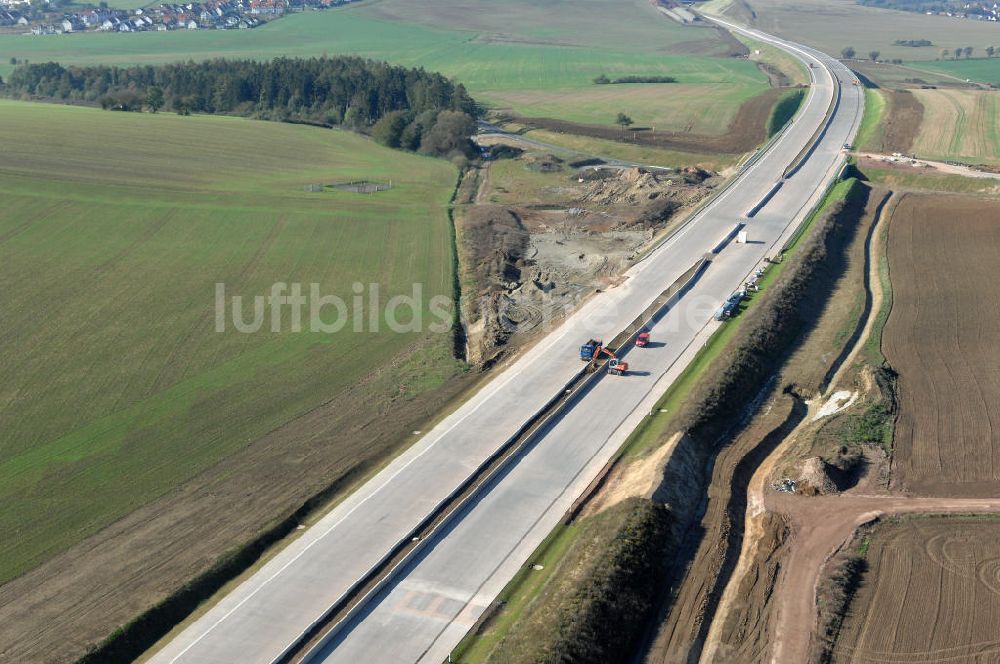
[4,57,478,158]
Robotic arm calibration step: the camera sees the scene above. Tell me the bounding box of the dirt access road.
[857,152,1000,180]
[703,190,1000,664]
[761,494,1000,664]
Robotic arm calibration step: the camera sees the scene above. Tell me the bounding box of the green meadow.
[0,99,460,581]
[0,0,769,132]
[917,57,1000,86]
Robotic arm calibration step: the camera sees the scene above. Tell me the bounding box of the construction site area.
[462,174,1000,664]
[455,151,720,365]
[646,187,1000,664]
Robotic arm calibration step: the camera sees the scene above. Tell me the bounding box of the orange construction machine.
[579,339,629,376]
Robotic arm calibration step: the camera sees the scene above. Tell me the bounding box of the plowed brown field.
[833,516,1000,664]
[884,194,1000,495]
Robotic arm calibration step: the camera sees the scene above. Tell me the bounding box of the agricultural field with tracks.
[848,74,1000,166]
[883,193,1000,495]
[909,89,1000,165]
[833,516,1000,664]
[0,99,467,661]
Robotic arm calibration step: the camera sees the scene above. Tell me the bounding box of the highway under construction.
[151,17,865,664]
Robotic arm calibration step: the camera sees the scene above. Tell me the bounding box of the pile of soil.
[580,167,714,222]
[583,167,668,205]
[522,153,564,172]
[796,456,838,495]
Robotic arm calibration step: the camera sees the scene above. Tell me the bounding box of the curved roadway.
[150,19,863,664]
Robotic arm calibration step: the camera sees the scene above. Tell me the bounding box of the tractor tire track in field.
[831,514,1000,664]
[945,92,967,158]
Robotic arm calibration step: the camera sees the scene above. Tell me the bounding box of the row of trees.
[4,57,475,129]
[592,74,677,85]
[840,47,882,61]
[940,46,997,59]
[843,44,998,62]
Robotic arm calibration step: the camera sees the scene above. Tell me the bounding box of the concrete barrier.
[745,180,784,218]
[784,71,842,179]
[563,257,710,522]
[711,223,746,255]
[283,365,594,663]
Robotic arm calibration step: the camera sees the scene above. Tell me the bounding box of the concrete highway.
[150,20,863,664]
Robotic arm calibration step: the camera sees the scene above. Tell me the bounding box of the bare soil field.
[763,496,1000,664]
[833,515,1000,664]
[513,88,786,156]
[883,194,1000,495]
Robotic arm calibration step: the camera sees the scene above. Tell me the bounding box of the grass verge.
[623,176,859,459]
[767,88,806,138]
[855,88,886,151]
[451,498,673,664]
[862,199,894,365]
[862,166,1000,194]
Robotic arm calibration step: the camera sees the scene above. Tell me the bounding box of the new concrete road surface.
[150,21,863,664]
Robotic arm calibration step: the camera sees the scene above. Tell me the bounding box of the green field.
[856,88,887,151]
[863,165,1000,193]
[0,0,769,133]
[358,0,729,53]
[918,57,1000,85]
[0,100,460,582]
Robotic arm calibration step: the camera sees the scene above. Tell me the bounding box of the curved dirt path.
[763,494,1000,664]
[857,152,1000,180]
